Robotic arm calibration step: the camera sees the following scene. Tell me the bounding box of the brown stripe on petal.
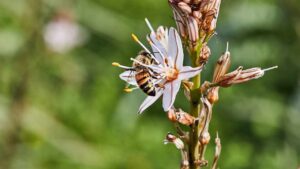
[173,30,179,68]
[187,17,199,43]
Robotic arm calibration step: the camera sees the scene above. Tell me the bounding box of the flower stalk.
[113,0,278,168]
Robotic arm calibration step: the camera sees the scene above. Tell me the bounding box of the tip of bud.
[112,62,120,67]
[226,42,229,52]
[131,33,139,42]
[124,88,133,93]
[263,66,278,72]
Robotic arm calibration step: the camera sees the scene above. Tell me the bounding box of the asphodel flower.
[113,19,203,114]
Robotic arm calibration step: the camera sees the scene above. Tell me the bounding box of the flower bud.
[207,87,219,104]
[164,133,184,150]
[167,108,177,122]
[217,66,243,87]
[199,131,211,145]
[178,2,192,14]
[167,108,196,126]
[217,66,277,87]
[212,44,231,83]
[198,43,211,65]
[187,16,199,43]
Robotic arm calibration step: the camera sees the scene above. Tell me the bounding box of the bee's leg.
[155,82,166,89]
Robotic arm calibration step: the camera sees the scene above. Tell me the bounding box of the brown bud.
[168,108,196,126]
[217,66,243,87]
[193,10,202,18]
[200,0,221,33]
[213,43,231,82]
[178,2,192,14]
[200,131,211,145]
[183,0,191,4]
[187,16,199,43]
[217,66,277,87]
[199,43,211,65]
[164,133,184,150]
[176,109,196,126]
[207,87,219,104]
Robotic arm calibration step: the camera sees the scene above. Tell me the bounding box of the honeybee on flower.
[113,19,203,114]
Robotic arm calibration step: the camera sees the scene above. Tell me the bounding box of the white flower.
[114,19,203,114]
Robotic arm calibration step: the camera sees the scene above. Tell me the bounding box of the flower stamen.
[131,34,161,64]
[112,62,133,70]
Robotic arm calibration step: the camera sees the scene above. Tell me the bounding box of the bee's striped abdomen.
[136,70,156,96]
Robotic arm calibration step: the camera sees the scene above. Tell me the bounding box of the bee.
[132,50,158,96]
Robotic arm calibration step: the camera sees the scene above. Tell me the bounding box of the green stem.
[188,50,202,169]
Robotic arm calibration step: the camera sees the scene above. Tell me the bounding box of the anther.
[131,33,139,42]
[124,87,138,93]
[112,62,120,67]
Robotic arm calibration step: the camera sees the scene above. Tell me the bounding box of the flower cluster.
[113,19,203,114]
[113,0,277,168]
[169,0,221,46]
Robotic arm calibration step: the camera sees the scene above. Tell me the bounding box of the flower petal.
[138,89,163,114]
[178,66,203,80]
[168,28,184,69]
[162,80,181,111]
[148,33,168,64]
[119,71,137,86]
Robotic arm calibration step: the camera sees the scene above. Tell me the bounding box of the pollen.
[131,34,139,42]
[112,62,120,67]
[124,88,133,93]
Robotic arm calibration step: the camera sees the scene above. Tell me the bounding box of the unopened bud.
[207,87,219,104]
[187,16,199,43]
[167,108,177,122]
[217,66,243,87]
[193,10,202,19]
[200,0,221,34]
[200,131,211,145]
[183,0,191,3]
[164,133,184,150]
[176,109,196,126]
[213,43,231,82]
[178,2,192,14]
[199,44,211,65]
[217,66,277,87]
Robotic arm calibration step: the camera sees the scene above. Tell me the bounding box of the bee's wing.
[119,70,137,86]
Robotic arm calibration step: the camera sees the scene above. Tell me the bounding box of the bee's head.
[138,50,151,59]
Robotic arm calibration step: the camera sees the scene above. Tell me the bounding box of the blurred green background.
[0,0,299,169]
